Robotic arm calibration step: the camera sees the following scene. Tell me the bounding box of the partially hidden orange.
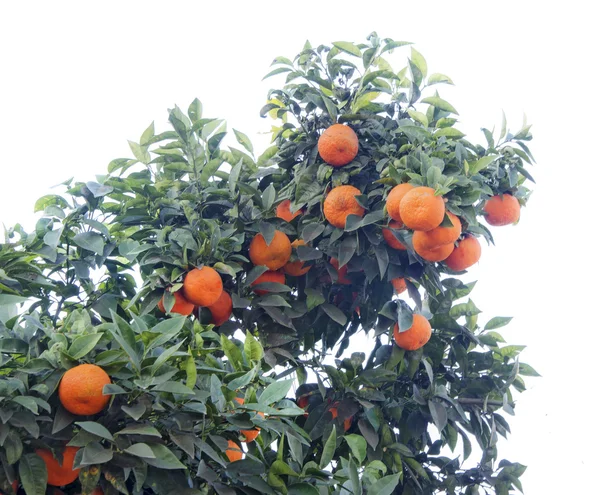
[157,290,194,316]
[183,266,223,307]
[330,258,352,285]
[385,183,414,221]
[284,240,311,276]
[324,185,365,229]
[234,398,264,442]
[36,447,80,487]
[412,212,461,250]
[225,440,243,462]
[445,235,481,271]
[393,314,432,351]
[382,221,407,250]
[207,291,233,326]
[391,277,407,294]
[276,199,302,222]
[251,270,286,295]
[249,230,292,270]
[399,186,445,231]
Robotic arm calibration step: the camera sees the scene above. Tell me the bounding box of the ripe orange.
[330,258,352,285]
[276,199,302,222]
[385,183,414,221]
[207,291,233,326]
[284,240,311,276]
[391,277,407,294]
[329,404,352,431]
[59,364,111,416]
[445,236,481,271]
[234,398,264,442]
[393,314,432,351]
[413,240,454,262]
[36,447,80,486]
[483,194,520,226]
[382,221,407,250]
[323,185,365,229]
[157,290,194,316]
[318,124,359,167]
[249,230,292,270]
[412,212,461,250]
[183,266,223,307]
[225,440,243,462]
[399,186,445,231]
[251,270,285,295]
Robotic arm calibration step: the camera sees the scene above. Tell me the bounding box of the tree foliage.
[0,34,537,495]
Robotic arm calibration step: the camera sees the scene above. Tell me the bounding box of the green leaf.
[352,91,380,113]
[305,288,325,311]
[73,232,105,255]
[188,98,203,123]
[244,331,264,362]
[19,453,47,495]
[345,434,367,463]
[124,443,156,458]
[288,483,320,495]
[332,41,362,57]
[484,316,513,330]
[220,335,243,371]
[128,140,151,164]
[381,40,412,54]
[469,155,498,175]
[33,194,68,213]
[322,304,348,326]
[75,421,114,442]
[319,427,336,468]
[367,473,401,495]
[421,96,459,115]
[80,442,113,466]
[116,425,161,437]
[233,129,253,154]
[67,333,102,359]
[259,379,293,405]
[411,47,428,79]
[435,127,465,139]
[153,381,195,395]
[145,444,187,470]
[427,73,454,85]
[428,400,448,432]
[408,110,428,127]
[11,397,38,414]
[150,341,183,375]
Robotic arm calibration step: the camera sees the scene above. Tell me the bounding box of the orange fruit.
[225,440,243,462]
[36,447,80,486]
[91,489,103,495]
[391,277,407,294]
[399,186,445,231]
[183,266,223,307]
[329,405,352,431]
[157,290,194,316]
[382,221,406,250]
[413,240,454,262]
[385,183,414,221]
[249,230,292,270]
[317,124,359,167]
[483,194,520,226]
[251,270,285,295]
[330,258,352,285]
[207,291,233,326]
[412,212,461,250]
[284,240,311,276]
[323,185,365,229]
[59,364,111,416]
[445,236,481,271]
[276,199,302,222]
[393,314,432,351]
[234,398,264,442]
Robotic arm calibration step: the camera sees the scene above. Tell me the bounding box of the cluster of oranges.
[157,266,233,326]
[316,123,522,352]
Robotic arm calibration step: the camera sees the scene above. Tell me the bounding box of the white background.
[1,1,599,493]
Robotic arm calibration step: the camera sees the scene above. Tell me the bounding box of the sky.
[1,1,599,493]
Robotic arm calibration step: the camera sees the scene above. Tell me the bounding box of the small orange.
[412,212,461,250]
[399,186,445,231]
[183,267,223,307]
[318,124,359,167]
[284,240,311,276]
[391,277,407,294]
[330,258,352,285]
[445,236,481,271]
[234,398,264,442]
[413,241,454,262]
[157,290,195,316]
[276,199,302,222]
[36,447,80,486]
[225,440,243,462]
[249,230,292,270]
[393,314,432,351]
[323,185,365,229]
[207,291,233,326]
[251,270,286,295]
[382,221,407,250]
[483,194,520,226]
[59,364,111,416]
[385,183,414,221]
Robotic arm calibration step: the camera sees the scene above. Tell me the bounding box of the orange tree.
[0,34,538,495]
